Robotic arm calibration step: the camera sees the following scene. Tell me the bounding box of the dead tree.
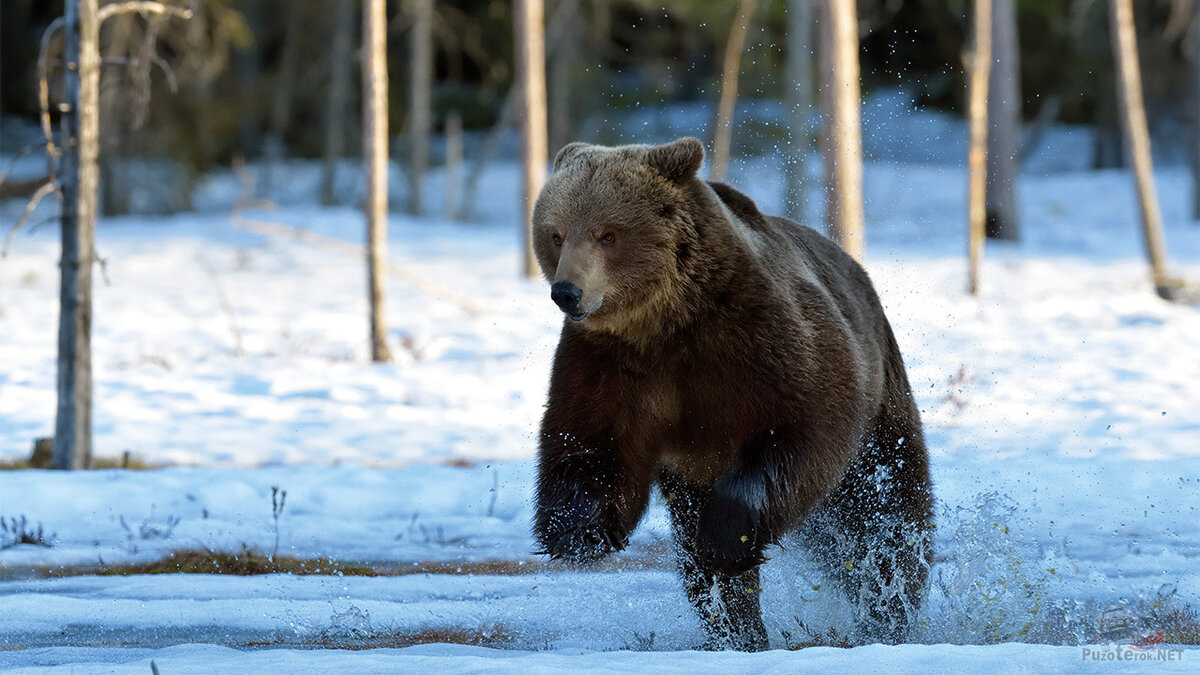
[321,0,355,206]
[986,0,1020,241]
[35,1,190,470]
[711,0,758,183]
[819,0,865,261]
[1109,0,1180,299]
[364,0,394,361]
[53,0,101,470]
[783,0,814,223]
[967,0,993,296]
[408,0,433,216]
[515,0,548,278]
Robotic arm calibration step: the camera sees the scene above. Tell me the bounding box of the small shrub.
[0,515,55,549]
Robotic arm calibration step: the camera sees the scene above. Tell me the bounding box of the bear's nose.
[550,281,583,313]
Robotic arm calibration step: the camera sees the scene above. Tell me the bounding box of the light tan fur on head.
[532,138,708,342]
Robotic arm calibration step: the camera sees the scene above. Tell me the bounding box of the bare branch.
[100,56,179,92]
[197,256,246,357]
[38,17,66,181]
[2,181,61,258]
[0,146,35,187]
[96,2,194,24]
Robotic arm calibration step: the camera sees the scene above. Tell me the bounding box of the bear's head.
[532,137,707,338]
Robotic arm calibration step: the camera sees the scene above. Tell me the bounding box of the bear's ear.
[647,137,704,182]
[553,142,589,171]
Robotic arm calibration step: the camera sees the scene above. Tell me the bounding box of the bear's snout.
[550,281,584,318]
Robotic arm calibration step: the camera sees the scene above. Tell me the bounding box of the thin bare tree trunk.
[819,0,864,261]
[444,111,463,219]
[1193,0,1200,221]
[263,3,302,194]
[99,14,134,217]
[364,0,393,361]
[711,0,758,184]
[54,0,100,470]
[408,0,433,216]
[321,0,355,206]
[515,0,548,278]
[986,0,1020,241]
[548,0,580,156]
[967,0,993,296]
[783,0,813,223]
[1109,0,1178,299]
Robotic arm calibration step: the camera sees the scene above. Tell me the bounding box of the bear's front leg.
[694,470,771,576]
[695,425,850,575]
[534,432,653,563]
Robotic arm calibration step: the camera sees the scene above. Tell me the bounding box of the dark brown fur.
[531,138,933,650]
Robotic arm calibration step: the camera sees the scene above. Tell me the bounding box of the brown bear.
[530,137,933,650]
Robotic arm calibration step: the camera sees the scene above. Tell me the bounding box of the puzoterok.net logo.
[1080,644,1184,662]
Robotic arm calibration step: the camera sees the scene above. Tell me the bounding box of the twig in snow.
[270,486,287,561]
[197,255,246,357]
[230,215,486,317]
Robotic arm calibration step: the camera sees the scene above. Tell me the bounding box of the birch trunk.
[967,0,993,296]
[1109,0,1177,298]
[515,0,548,278]
[364,0,393,361]
[710,0,758,184]
[819,0,864,261]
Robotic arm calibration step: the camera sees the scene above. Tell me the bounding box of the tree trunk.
[445,111,463,219]
[263,3,302,194]
[408,0,433,216]
[235,1,264,158]
[783,0,814,223]
[967,0,993,296]
[54,0,100,470]
[321,0,355,206]
[985,0,1020,241]
[364,0,393,361]
[99,14,134,217]
[515,0,548,278]
[1193,0,1200,221]
[710,0,758,184]
[819,0,865,261]
[1109,0,1177,299]
[548,0,580,156]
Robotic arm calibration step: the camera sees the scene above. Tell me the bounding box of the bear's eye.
[552,233,563,247]
[600,232,615,246]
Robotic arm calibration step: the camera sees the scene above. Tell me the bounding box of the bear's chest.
[619,363,768,482]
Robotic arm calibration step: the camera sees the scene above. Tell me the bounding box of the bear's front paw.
[695,480,768,575]
[534,487,628,563]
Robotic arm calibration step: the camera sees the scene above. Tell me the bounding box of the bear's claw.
[535,488,629,563]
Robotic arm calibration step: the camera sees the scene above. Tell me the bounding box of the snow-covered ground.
[1,145,1199,670]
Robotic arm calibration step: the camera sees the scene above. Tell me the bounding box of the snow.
[2,118,1200,669]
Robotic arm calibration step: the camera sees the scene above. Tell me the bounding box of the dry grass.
[22,541,671,580]
[0,445,156,471]
[40,548,377,578]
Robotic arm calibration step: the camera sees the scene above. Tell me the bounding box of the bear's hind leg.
[802,407,934,644]
[661,470,769,651]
